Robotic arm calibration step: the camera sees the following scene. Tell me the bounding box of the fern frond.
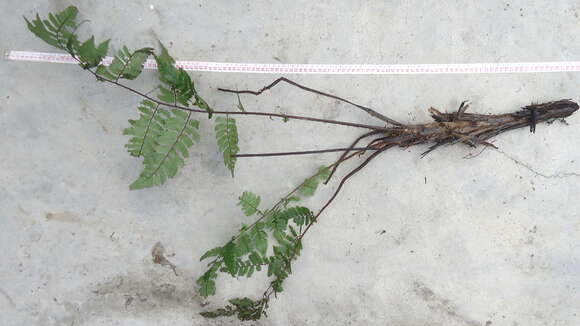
[215,116,239,177]
[24,6,78,50]
[129,110,199,190]
[238,191,261,216]
[96,46,153,81]
[123,100,169,157]
[25,6,109,69]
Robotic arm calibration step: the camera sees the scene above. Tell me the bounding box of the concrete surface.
[1,1,580,325]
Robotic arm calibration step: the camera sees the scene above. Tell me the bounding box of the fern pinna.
[25,6,578,322]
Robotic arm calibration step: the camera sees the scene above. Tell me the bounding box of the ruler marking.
[6,50,580,75]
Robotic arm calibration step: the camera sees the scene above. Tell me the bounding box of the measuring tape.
[7,50,580,75]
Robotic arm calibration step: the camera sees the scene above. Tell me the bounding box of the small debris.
[152,242,178,276]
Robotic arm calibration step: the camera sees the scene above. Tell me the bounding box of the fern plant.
[24,6,578,322]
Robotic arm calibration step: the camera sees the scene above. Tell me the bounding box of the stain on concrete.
[151,242,178,276]
[45,211,78,223]
[56,270,200,325]
[412,281,480,326]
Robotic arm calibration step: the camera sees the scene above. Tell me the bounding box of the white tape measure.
[7,50,580,75]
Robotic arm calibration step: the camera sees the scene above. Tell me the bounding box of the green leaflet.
[251,223,268,256]
[238,191,261,216]
[235,233,252,256]
[77,36,110,69]
[154,43,213,116]
[215,116,239,177]
[154,43,196,106]
[129,111,199,190]
[155,42,180,86]
[298,166,331,197]
[24,6,78,49]
[123,100,169,157]
[221,242,237,276]
[96,46,153,80]
[197,262,220,297]
[200,247,222,261]
[195,95,214,119]
[198,278,216,297]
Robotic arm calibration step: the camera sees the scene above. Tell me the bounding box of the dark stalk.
[233,146,378,158]
[219,77,402,126]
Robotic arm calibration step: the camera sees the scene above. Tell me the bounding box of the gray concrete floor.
[2,1,580,325]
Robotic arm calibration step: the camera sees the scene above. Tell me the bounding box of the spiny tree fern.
[25,5,577,323]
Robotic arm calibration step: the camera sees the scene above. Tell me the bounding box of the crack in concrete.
[494,149,580,179]
[0,287,16,308]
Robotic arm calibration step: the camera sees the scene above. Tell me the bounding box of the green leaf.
[154,43,196,106]
[215,116,239,177]
[286,206,315,226]
[238,191,260,216]
[273,230,293,250]
[195,95,213,118]
[77,36,110,69]
[129,108,199,190]
[26,6,110,70]
[96,46,153,80]
[123,100,168,157]
[196,262,220,297]
[24,6,79,50]
[222,242,237,276]
[236,233,252,256]
[298,166,331,197]
[251,224,268,256]
[282,195,301,207]
[198,278,216,297]
[155,42,180,86]
[200,247,222,261]
[249,251,262,265]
